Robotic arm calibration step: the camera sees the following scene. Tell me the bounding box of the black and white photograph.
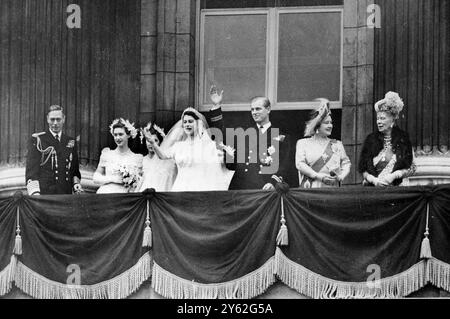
[0,0,449,303]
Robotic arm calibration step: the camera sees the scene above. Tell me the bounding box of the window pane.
[277,12,341,102]
[202,14,267,104]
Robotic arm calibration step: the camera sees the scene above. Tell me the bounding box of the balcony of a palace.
[1,146,450,197]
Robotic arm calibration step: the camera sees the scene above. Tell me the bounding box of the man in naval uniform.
[25,105,82,195]
[206,87,294,190]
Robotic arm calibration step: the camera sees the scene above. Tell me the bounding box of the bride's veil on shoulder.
[162,107,234,191]
[160,107,213,149]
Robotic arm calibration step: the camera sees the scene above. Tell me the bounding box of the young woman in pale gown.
[93,118,143,193]
[296,99,351,188]
[146,107,234,192]
[136,122,177,192]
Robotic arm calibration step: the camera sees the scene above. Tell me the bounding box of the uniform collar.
[49,130,62,141]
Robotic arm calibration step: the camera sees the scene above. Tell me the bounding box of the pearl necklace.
[312,134,329,146]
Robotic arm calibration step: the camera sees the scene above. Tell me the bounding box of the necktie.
[55,134,60,142]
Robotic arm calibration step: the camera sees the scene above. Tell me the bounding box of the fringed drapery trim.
[13,252,152,299]
[0,256,17,297]
[151,257,276,299]
[275,248,427,298]
[427,258,450,293]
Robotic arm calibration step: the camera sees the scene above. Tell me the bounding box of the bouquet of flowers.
[117,164,140,191]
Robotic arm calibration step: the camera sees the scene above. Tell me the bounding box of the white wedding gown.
[168,136,234,192]
[138,154,177,192]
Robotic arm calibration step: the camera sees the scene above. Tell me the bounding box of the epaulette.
[31,132,45,138]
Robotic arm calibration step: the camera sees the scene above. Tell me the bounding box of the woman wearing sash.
[296,99,351,188]
[359,91,413,186]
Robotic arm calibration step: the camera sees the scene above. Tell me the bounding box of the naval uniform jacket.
[25,131,81,194]
[206,107,292,190]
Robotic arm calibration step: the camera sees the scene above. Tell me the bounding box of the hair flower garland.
[109,118,138,138]
[140,122,166,142]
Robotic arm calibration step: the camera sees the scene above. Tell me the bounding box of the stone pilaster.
[341,0,375,185]
[154,0,196,128]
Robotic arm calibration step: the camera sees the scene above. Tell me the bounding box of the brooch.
[273,135,285,142]
[331,142,339,154]
[261,155,273,166]
[66,140,75,148]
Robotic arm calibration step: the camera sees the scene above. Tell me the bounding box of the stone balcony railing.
[403,146,450,186]
[0,166,98,197]
[1,147,450,196]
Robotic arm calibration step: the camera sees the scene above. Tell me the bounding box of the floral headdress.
[109,118,138,138]
[304,98,331,137]
[374,91,404,119]
[140,122,166,141]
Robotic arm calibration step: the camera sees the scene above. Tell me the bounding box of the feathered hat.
[374,91,404,119]
[304,98,331,137]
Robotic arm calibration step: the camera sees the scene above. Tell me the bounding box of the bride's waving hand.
[149,107,234,191]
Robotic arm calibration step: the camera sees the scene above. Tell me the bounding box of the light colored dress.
[167,136,234,192]
[96,148,143,194]
[138,154,177,192]
[296,137,351,188]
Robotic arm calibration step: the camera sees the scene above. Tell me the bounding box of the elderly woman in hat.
[359,91,413,186]
[296,99,351,188]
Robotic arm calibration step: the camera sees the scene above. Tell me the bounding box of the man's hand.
[73,183,83,194]
[210,85,223,106]
[262,183,275,191]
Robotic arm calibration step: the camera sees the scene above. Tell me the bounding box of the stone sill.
[0,166,98,196]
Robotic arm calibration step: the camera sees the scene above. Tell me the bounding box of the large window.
[198,7,343,111]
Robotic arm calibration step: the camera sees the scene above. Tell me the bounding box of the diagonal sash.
[300,141,334,187]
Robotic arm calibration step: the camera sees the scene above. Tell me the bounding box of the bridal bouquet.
[117,164,140,191]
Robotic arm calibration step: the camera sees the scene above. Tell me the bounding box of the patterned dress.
[296,137,351,188]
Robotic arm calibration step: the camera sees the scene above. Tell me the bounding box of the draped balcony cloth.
[0,193,152,299]
[0,185,449,299]
[150,190,280,299]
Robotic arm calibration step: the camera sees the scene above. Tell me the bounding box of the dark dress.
[25,131,81,194]
[358,126,413,186]
[205,107,295,190]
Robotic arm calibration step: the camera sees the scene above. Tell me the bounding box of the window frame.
[197,6,344,112]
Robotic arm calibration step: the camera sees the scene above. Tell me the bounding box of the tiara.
[109,118,138,138]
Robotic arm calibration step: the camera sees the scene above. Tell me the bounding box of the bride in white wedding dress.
[147,108,234,192]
